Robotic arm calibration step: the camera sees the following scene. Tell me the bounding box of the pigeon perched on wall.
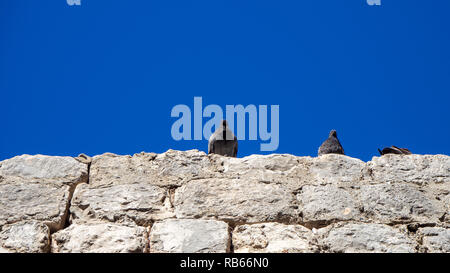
[208,120,238,157]
[318,129,345,156]
[378,146,412,155]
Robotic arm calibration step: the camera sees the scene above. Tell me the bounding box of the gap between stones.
[47,160,91,253]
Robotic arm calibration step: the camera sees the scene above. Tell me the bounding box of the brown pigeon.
[318,130,345,156]
[378,146,412,155]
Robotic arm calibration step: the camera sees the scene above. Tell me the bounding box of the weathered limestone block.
[218,154,306,191]
[418,227,450,253]
[51,222,147,253]
[309,154,366,185]
[0,155,88,230]
[174,178,298,223]
[153,149,218,184]
[0,182,72,230]
[365,154,450,185]
[218,154,365,191]
[88,153,155,186]
[298,185,363,225]
[317,223,417,253]
[360,183,445,224]
[232,223,317,253]
[0,154,88,185]
[89,150,216,187]
[0,221,50,253]
[221,154,300,174]
[70,183,173,225]
[149,219,229,253]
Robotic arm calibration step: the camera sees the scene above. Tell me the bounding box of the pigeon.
[208,120,238,157]
[318,129,345,156]
[378,146,412,155]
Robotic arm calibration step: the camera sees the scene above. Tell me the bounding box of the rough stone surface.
[232,223,317,253]
[218,154,366,190]
[360,183,446,224]
[418,227,450,253]
[174,178,298,223]
[365,154,450,185]
[308,154,366,185]
[89,150,216,188]
[298,185,363,225]
[317,223,417,253]
[218,154,305,191]
[70,183,173,226]
[0,155,88,231]
[0,151,449,253]
[0,221,50,253]
[149,219,229,253]
[51,222,147,253]
[0,154,88,185]
[0,182,71,230]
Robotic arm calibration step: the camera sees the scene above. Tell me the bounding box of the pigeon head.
[329,130,337,138]
[221,120,228,128]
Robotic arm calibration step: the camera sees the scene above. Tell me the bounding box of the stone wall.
[0,150,449,253]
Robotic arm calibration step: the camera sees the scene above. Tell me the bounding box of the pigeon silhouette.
[208,120,238,157]
[378,146,412,155]
[318,129,345,156]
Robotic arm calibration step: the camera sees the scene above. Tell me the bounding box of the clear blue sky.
[1,0,449,162]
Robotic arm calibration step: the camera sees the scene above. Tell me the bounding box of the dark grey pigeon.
[318,129,345,156]
[378,146,412,155]
[208,120,238,157]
